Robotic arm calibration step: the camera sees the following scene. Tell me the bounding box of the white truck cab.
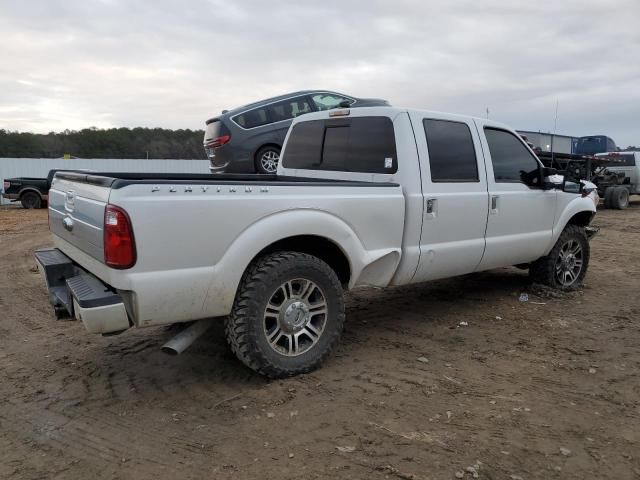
[35,107,599,377]
[595,151,639,208]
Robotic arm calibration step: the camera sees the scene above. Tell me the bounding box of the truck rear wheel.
[529,225,590,290]
[610,186,629,210]
[603,187,615,209]
[21,191,42,209]
[225,251,345,378]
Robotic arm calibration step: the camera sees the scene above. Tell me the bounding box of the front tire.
[529,225,590,290]
[255,146,281,174]
[225,252,345,378]
[21,191,42,209]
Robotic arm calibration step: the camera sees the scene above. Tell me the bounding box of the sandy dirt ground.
[1,202,639,480]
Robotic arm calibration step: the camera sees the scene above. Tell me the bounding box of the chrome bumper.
[34,248,130,334]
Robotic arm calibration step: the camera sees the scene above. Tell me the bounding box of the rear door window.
[485,128,541,186]
[423,119,479,182]
[283,117,397,173]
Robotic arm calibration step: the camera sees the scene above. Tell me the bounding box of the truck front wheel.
[529,225,590,290]
[225,251,345,378]
[21,191,42,209]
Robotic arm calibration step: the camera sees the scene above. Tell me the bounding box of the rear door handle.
[425,198,437,218]
[490,195,499,214]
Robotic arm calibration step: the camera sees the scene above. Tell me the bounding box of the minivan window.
[283,117,397,173]
[233,97,312,128]
[268,97,313,122]
[485,128,541,186]
[233,108,269,129]
[311,93,353,111]
[423,119,479,182]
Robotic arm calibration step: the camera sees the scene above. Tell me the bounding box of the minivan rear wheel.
[255,146,281,174]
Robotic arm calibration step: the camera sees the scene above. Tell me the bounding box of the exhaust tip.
[160,320,213,356]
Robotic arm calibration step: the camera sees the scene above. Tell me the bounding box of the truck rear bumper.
[34,248,130,334]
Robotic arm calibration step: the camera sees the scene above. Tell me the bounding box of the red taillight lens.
[104,204,136,269]
[204,135,231,149]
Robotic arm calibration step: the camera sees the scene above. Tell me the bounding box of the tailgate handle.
[63,217,74,232]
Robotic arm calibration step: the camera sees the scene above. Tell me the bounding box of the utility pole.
[486,107,489,119]
[551,99,559,163]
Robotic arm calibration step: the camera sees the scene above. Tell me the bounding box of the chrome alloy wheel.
[263,278,328,356]
[555,239,584,286]
[260,150,280,173]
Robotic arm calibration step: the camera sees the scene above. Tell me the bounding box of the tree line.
[0,127,206,159]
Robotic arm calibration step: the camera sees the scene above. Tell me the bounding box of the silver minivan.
[203,90,390,173]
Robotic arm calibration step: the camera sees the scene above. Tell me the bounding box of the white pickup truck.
[35,106,599,377]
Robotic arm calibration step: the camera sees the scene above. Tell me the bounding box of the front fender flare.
[545,196,596,255]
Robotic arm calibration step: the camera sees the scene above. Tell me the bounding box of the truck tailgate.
[48,175,111,262]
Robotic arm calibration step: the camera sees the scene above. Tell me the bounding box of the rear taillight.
[3,181,9,190]
[204,135,231,149]
[104,204,136,269]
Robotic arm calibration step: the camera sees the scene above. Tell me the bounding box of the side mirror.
[562,176,581,194]
[540,166,559,190]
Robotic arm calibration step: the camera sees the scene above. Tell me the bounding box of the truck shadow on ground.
[75,268,536,400]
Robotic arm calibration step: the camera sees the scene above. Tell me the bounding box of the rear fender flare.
[19,187,44,199]
[200,209,399,316]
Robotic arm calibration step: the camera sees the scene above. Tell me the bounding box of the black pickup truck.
[2,170,84,209]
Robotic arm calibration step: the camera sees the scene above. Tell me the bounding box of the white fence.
[0,157,210,205]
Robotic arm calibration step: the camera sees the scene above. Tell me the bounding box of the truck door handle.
[425,198,437,218]
[490,195,499,214]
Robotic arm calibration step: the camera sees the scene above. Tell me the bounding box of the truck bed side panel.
[50,177,404,327]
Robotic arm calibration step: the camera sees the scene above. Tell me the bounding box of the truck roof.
[288,106,513,131]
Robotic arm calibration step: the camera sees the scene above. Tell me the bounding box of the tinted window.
[283,117,397,173]
[311,93,353,111]
[485,128,541,186]
[233,108,269,129]
[234,97,312,128]
[322,126,350,171]
[605,153,636,167]
[267,97,312,122]
[423,119,478,182]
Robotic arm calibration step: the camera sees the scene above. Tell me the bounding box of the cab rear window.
[283,117,397,173]
[605,154,636,167]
